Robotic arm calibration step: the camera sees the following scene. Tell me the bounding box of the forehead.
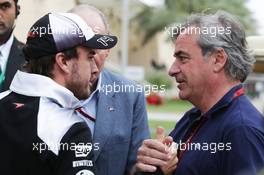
[0,0,14,4]
[78,11,106,34]
[175,31,199,52]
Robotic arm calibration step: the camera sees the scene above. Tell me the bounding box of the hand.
[160,142,178,175]
[157,127,178,175]
[135,127,172,172]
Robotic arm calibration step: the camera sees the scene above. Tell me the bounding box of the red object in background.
[146,93,164,105]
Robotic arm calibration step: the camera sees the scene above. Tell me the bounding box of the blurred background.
[14,0,264,137]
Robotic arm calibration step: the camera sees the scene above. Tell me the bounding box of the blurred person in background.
[0,0,25,92]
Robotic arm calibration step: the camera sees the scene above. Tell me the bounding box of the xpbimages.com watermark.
[29,24,86,38]
[99,82,166,96]
[99,82,166,95]
[165,24,231,38]
[166,141,232,154]
[32,142,100,154]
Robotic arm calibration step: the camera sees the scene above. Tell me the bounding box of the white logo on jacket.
[75,143,92,158]
[76,170,94,175]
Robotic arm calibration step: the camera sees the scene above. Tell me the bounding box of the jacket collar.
[10,71,82,109]
[188,84,244,121]
[98,69,115,97]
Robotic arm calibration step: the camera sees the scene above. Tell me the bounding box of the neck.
[192,79,240,113]
[52,70,67,88]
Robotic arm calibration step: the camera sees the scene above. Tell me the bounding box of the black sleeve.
[54,122,95,175]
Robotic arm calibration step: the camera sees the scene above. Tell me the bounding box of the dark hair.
[23,48,78,78]
[14,0,20,17]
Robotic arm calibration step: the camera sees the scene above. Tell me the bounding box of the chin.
[178,92,189,100]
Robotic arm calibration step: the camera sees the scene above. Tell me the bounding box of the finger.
[138,146,171,161]
[165,154,178,169]
[137,150,168,166]
[169,155,178,168]
[143,139,169,154]
[167,164,178,172]
[163,136,173,146]
[168,142,178,154]
[137,153,168,167]
[156,127,165,142]
[136,162,157,173]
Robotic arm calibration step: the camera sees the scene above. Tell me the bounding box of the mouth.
[177,82,186,90]
[175,78,186,90]
[0,23,5,28]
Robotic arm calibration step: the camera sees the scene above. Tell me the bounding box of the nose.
[90,57,99,76]
[168,60,181,77]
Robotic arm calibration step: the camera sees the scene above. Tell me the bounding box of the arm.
[54,122,95,175]
[126,91,151,175]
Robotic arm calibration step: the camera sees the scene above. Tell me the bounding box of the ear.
[103,49,110,57]
[16,5,20,17]
[211,48,228,73]
[54,52,72,74]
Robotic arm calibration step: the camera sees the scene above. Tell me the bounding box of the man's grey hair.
[173,10,255,82]
[68,4,110,34]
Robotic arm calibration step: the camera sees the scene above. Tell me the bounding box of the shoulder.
[0,92,40,122]
[225,96,263,130]
[218,96,264,141]
[100,69,146,105]
[0,91,38,106]
[10,37,25,59]
[100,69,144,97]
[12,37,25,48]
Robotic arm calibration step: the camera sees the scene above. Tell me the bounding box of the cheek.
[5,11,16,24]
[95,55,106,69]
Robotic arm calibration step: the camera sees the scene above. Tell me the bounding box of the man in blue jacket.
[69,4,150,175]
[136,10,264,175]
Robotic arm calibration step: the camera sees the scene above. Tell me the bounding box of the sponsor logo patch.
[73,160,93,167]
[75,143,92,158]
[13,103,25,109]
[76,170,94,175]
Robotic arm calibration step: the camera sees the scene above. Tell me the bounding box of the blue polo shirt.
[169,84,264,175]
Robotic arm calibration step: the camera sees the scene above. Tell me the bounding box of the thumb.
[156,126,165,142]
[163,136,173,147]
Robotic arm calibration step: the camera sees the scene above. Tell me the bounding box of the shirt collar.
[10,70,82,109]
[0,34,14,70]
[188,84,244,121]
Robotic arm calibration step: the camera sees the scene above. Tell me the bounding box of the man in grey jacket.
[69,4,150,175]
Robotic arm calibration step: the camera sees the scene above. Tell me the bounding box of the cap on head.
[23,12,118,60]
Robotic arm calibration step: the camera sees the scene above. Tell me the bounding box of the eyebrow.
[173,51,190,57]
[0,1,12,7]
